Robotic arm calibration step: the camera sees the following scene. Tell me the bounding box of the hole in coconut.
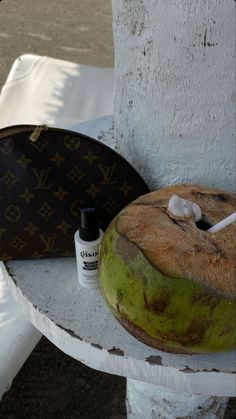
[196,216,213,231]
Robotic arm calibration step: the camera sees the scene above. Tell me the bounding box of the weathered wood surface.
[7,258,236,397]
[112,0,235,192]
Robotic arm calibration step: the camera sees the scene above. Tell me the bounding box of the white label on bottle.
[75,239,101,288]
[80,248,98,275]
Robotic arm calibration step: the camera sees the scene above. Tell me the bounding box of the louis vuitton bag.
[0,125,149,261]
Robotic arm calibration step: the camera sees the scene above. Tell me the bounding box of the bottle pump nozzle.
[79,208,99,241]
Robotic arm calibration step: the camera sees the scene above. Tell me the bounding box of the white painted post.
[126,379,229,419]
[112,0,235,416]
[112,0,235,192]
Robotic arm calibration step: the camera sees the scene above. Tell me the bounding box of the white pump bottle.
[74,208,103,289]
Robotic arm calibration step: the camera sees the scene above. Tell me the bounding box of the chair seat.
[0,53,114,399]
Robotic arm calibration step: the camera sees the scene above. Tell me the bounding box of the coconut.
[99,185,236,354]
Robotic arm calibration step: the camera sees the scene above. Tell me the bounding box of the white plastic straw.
[207,212,236,233]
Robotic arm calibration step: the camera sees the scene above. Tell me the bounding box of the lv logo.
[39,234,59,252]
[98,163,117,184]
[32,168,53,190]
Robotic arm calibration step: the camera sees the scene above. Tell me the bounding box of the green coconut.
[99,184,236,354]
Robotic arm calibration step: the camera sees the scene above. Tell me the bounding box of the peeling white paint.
[126,379,228,419]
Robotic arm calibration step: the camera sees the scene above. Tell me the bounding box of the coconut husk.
[116,184,236,299]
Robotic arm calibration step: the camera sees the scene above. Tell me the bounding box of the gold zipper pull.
[29,124,49,142]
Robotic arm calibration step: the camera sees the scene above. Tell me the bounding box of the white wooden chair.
[0,54,114,399]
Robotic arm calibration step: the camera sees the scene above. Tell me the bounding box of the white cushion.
[0,54,114,129]
[0,263,41,399]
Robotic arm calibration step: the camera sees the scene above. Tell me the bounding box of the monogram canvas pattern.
[0,126,149,260]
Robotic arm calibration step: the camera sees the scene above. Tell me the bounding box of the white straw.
[207,212,236,233]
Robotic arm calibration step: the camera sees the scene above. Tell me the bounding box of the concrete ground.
[0,1,235,418]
